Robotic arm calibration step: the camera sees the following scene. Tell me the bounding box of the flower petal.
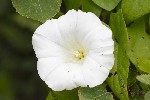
[33,9,115,91]
[32,33,68,58]
[37,57,65,80]
[44,63,79,91]
[34,19,63,45]
[81,57,109,87]
[82,25,113,50]
[76,10,102,41]
[57,10,102,50]
[88,51,114,70]
[57,10,79,50]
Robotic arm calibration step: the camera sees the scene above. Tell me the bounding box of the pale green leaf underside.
[78,85,114,100]
[137,74,150,85]
[92,0,121,11]
[107,10,129,100]
[12,0,61,22]
[122,0,150,24]
[145,90,150,100]
[127,17,150,67]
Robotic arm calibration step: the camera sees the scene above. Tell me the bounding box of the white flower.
[32,10,114,91]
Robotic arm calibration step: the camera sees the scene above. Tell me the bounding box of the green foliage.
[140,83,150,92]
[7,0,150,99]
[138,58,150,73]
[92,0,121,11]
[127,17,150,67]
[46,89,78,100]
[12,13,41,31]
[0,72,14,100]
[122,0,150,24]
[0,19,32,52]
[149,14,150,29]
[127,65,137,87]
[78,85,114,100]
[63,0,81,10]
[0,0,7,15]
[0,1,48,99]
[12,0,61,22]
[107,10,130,100]
[129,84,144,100]
[64,0,101,16]
[137,74,150,85]
[82,0,102,16]
[145,90,150,100]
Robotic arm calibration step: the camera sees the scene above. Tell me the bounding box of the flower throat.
[74,50,85,60]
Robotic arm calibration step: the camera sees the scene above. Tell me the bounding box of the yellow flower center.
[74,50,85,60]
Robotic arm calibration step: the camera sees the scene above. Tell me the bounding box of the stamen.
[74,50,85,60]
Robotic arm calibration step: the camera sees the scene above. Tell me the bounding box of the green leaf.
[140,83,150,92]
[0,0,7,15]
[122,0,150,24]
[107,10,130,100]
[46,91,55,100]
[0,72,14,100]
[53,11,64,19]
[12,13,41,31]
[46,89,78,100]
[129,84,144,100]
[127,17,150,67]
[63,0,81,10]
[92,0,121,11]
[0,20,32,52]
[149,14,150,29]
[127,65,137,87]
[138,57,150,73]
[82,0,102,16]
[64,0,101,16]
[137,74,150,85]
[12,0,61,22]
[145,90,150,100]
[78,85,114,100]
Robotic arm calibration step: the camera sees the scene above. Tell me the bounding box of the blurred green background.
[0,0,48,99]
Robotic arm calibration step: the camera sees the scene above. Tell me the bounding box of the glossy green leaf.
[137,74,150,85]
[122,0,150,24]
[12,13,41,31]
[138,58,150,73]
[46,89,78,100]
[107,10,129,100]
[78,85,114,100]
[64,0,101,16]
[12,0,61,22]
[82,0,102,16]
[127,17,150,67]
[145,90,150,100]
[92,0,121,11]
[63,0,81,10]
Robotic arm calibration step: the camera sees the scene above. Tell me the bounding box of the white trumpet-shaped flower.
[32,10,114,91]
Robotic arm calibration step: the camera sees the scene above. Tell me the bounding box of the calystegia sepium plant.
[12,0,150,99]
